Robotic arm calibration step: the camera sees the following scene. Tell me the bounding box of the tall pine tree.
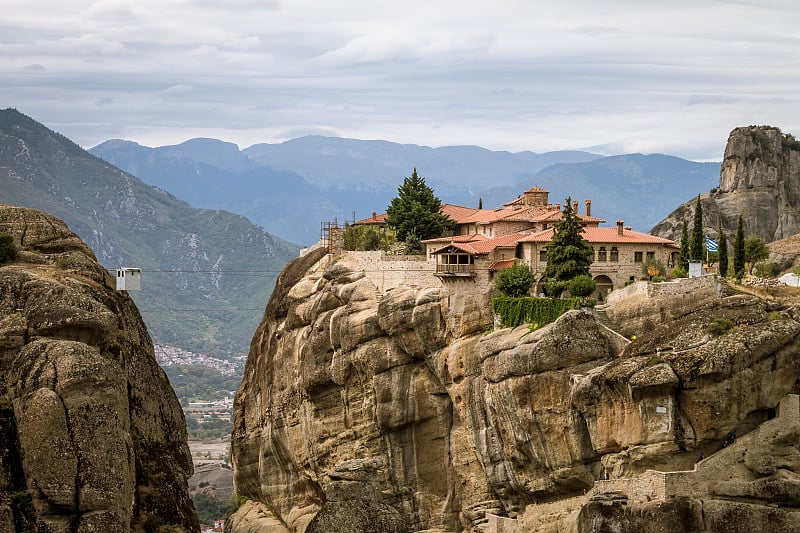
[690,196,704,261]
[718,227,728,278]
[386,168,455,242]
[733,215,746,278]
[541,197,594,297]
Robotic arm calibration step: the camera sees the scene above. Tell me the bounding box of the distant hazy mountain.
[93,136,603,244]
[0,108,300,358]
[482,154,721,230]
[93,135,719,242]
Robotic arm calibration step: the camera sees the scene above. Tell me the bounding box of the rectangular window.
[634,252,643,263]
[539,250,547,262]
[646,251,655,261]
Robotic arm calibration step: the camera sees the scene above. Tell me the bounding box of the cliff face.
[229,250,800,532]
[0,205,197,532]
[651,125,800,243]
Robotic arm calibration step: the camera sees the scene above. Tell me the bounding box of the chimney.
[585,200,592,217]
[573,200,578,212]
[372,212,377,221]
[616,220,624,236]
[556,203,561,210]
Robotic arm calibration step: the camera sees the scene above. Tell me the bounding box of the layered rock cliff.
[229,249,800,532]
[0,205,197,532]
[652,125,800,243]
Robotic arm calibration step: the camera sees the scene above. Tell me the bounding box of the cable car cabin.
[116,268,142,291]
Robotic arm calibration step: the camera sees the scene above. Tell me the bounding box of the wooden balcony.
[435,263,475,277]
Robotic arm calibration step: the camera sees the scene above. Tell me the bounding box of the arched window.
[610,247,618,262]
[598,246,607,261]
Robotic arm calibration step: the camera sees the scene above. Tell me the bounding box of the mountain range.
[0,108,300,359]
[91,137,721,245]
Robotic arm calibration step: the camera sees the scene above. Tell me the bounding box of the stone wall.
[340,251,442,294]
[606,275,722,305]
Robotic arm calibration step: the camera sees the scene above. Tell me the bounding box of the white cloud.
[1,0,799,160]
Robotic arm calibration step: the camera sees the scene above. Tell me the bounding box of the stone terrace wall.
[606,275,722,305]
[342,251,442,293]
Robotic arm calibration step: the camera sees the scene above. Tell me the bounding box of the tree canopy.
[744,236,769,266]
[541,197,594,297]
[386,168,455,243]
[495,263,534,297]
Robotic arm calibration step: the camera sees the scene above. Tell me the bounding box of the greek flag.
[705,235,718,252]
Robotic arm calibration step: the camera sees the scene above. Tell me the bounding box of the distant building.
[115,267,141,291]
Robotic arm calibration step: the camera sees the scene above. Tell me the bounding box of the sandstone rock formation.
[0,205,197,532]
[229,247,800,532]
[652,125,800,244]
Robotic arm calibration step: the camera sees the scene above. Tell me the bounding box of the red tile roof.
[489,259,517,271]
[517,227,679,247]
[353,212,388,225]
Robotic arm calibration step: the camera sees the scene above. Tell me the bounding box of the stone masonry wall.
[606,275,722,305]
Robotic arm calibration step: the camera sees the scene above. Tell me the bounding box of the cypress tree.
[733,215,746,278]
[718,227,728,277]
[690,196,704,261]
[678,220,690,270]
[478,197,483,209]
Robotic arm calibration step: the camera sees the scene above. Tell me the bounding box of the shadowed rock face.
[0,205,197,532]
[230,248,800,532]
[652,125,800,243]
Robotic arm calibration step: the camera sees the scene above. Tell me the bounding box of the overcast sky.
[3,0,799,160]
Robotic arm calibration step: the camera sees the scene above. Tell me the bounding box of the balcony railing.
[435,263,475,276]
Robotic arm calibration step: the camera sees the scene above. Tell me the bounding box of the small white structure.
[688,260,704,278]
[780,273,800,287]
[116,268,142,291]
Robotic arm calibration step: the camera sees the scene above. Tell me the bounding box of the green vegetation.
[745,237,769,268]
[718,227,729,277]
[0,234,17,264]
[707,318,734,337]
[491,295,581,329]
[386,168,455,244]
[733,215,746,279]
[752,261,780,278]
[193,492,240,525]
[343,223,393,251]
[162,364,240,440]
[690,196,704,260]
[541,197,594,297]
[495,263,534,297]
[670,266,687,278]
[566,274,596,298]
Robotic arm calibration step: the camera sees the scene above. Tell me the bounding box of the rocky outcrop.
[0,205,197,532]
[229,246,800,532]
[652,126,800,243]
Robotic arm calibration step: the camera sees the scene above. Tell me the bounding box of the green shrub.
[491,295,581,329]
[566,274,596,298]
[495,263,534,297]
[707,318,734,337]
[670,266,687,278]
[752,261,779,278]
[0,234,17,264]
